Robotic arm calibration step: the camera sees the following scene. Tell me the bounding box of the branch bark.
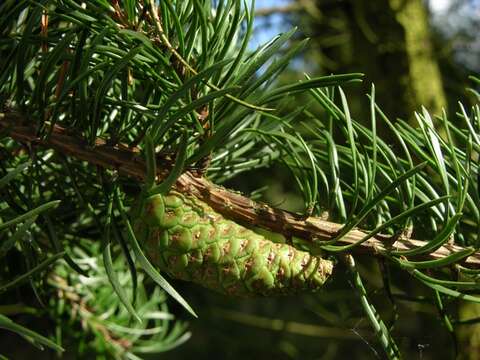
[255,4,303,17]
[2,111,479,267]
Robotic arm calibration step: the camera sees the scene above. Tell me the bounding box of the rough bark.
[2,111,479,267]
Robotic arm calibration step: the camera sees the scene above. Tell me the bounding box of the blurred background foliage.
[255,0,479,121]
[1,0,480,359]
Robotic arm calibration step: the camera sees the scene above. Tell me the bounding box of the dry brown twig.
[255,4,303,17]
[1,111,479,267]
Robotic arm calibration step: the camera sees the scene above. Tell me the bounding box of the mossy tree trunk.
[389,0,446,114]
[458,303,480,360]
[307,0,446,120]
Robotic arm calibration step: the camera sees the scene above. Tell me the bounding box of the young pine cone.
[134,191,333,296]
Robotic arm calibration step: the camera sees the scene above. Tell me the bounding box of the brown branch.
[255,4,303,17]
[1,111,480,267]
[255,1,322,20]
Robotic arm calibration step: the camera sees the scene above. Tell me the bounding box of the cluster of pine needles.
[0,1,479,358]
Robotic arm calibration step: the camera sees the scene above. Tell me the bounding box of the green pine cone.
[134,191,333,296]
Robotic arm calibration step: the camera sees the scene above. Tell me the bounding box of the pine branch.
[1,1,478,357]
[2,111,479,267]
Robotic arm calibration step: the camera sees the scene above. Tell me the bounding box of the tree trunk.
[309,0,446,119]
[389,0,446,114]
